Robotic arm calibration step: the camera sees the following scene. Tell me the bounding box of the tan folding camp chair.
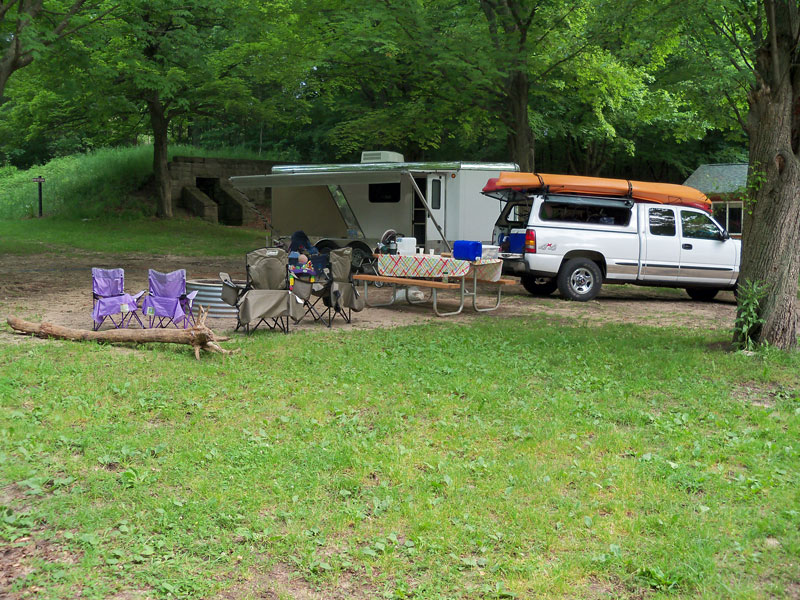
[220,248,303,334]
[320,247,365,326]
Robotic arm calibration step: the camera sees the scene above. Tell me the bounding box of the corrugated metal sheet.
[186,279,240,318]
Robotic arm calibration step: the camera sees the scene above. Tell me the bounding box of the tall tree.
[82,0,293,217]
[739,0,800,348]
[697,1,800,349]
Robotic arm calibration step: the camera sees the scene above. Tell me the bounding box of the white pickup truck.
[491,192,740,301]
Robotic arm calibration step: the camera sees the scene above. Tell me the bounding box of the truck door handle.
[682,243,693,250]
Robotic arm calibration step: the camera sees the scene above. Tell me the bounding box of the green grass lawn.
[0,218,267,257]
[1,317,798,599]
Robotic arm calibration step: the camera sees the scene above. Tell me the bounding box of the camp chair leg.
[128,311,144,328]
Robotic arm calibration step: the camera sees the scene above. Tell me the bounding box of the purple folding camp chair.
[91,268,144,331]
[141,269,198,329]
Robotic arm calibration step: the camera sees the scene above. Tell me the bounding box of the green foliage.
[734,279,768,351]
[0,0,751,178]
[745,162,768,214]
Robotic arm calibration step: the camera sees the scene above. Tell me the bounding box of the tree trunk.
[0,39,34,100]
[7,312,232,360]
[148,94,173,218]
[0,1,44,99]
[506,70,535,172]
[737,0,800,350]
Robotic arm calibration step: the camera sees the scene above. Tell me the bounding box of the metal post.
[32,176,45,217]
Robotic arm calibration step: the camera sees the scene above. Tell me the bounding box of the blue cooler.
[508,229,526,254]
[453,240,482,261]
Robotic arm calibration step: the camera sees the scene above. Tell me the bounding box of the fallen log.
[7,307,234,359]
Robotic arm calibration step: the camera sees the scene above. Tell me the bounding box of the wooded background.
[0,1,748,179]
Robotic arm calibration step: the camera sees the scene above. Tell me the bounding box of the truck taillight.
[525,229,536,253]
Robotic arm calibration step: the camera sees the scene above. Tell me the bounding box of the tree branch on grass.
[7,307,234,359]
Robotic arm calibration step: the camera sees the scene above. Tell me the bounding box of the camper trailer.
[229,152,519,260]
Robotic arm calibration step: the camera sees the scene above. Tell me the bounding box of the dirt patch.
[0,484,28,507]
[0,251,749,340]
[0,538,81,599]
[216,561,374,600]
[585,574,629,598]
[733,382,782,408]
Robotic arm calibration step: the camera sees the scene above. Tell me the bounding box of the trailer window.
[430,179,441,210]
[539,196,631,226]
[369,183,400,203]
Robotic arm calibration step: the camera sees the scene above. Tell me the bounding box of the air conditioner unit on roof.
[360,150,404,163]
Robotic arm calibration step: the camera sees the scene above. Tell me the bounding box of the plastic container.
[396,236,417,255]
[481,245,500,260]
[453,240,482,261]
[508,229,526,254]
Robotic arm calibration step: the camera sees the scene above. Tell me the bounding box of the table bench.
[353,273,516,317]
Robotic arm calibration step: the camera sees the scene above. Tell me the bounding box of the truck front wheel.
[520,274,558,296]
[557,258,602,301]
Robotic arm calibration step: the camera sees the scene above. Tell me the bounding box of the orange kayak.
[482,172,711,212]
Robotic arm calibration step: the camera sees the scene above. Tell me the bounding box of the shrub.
[733,279,768,351]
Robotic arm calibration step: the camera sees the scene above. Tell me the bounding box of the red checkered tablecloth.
[378,254,502,281]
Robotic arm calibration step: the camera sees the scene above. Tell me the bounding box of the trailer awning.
[230,170,452,252]
[230,171,404,189]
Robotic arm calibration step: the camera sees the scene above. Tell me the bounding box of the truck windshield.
[540,195,632,226]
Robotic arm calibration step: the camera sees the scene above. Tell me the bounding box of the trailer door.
[425,176,445,247]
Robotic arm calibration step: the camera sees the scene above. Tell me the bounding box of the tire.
[314,240,339,255]
[348,244,372,271]
[520,274,558,296]
[686,287,719,301]
[360,261,384,287]
[557,258,603,301]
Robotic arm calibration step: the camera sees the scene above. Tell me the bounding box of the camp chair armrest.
[184,290,198,301]
[132,290,145,302]
[219,272,243,289]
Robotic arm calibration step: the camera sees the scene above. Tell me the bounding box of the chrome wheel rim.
[569,268,594,295]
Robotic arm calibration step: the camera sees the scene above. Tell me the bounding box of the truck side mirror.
[719,229,730,241]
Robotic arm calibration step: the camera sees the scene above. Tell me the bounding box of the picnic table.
[353,254,514,317]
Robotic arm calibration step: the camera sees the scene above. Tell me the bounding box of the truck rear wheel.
[686,287,719,301]
[557,258,602,301]
[520,274,557,296]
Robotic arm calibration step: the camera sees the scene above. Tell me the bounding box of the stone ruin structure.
[168,156,281,226]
